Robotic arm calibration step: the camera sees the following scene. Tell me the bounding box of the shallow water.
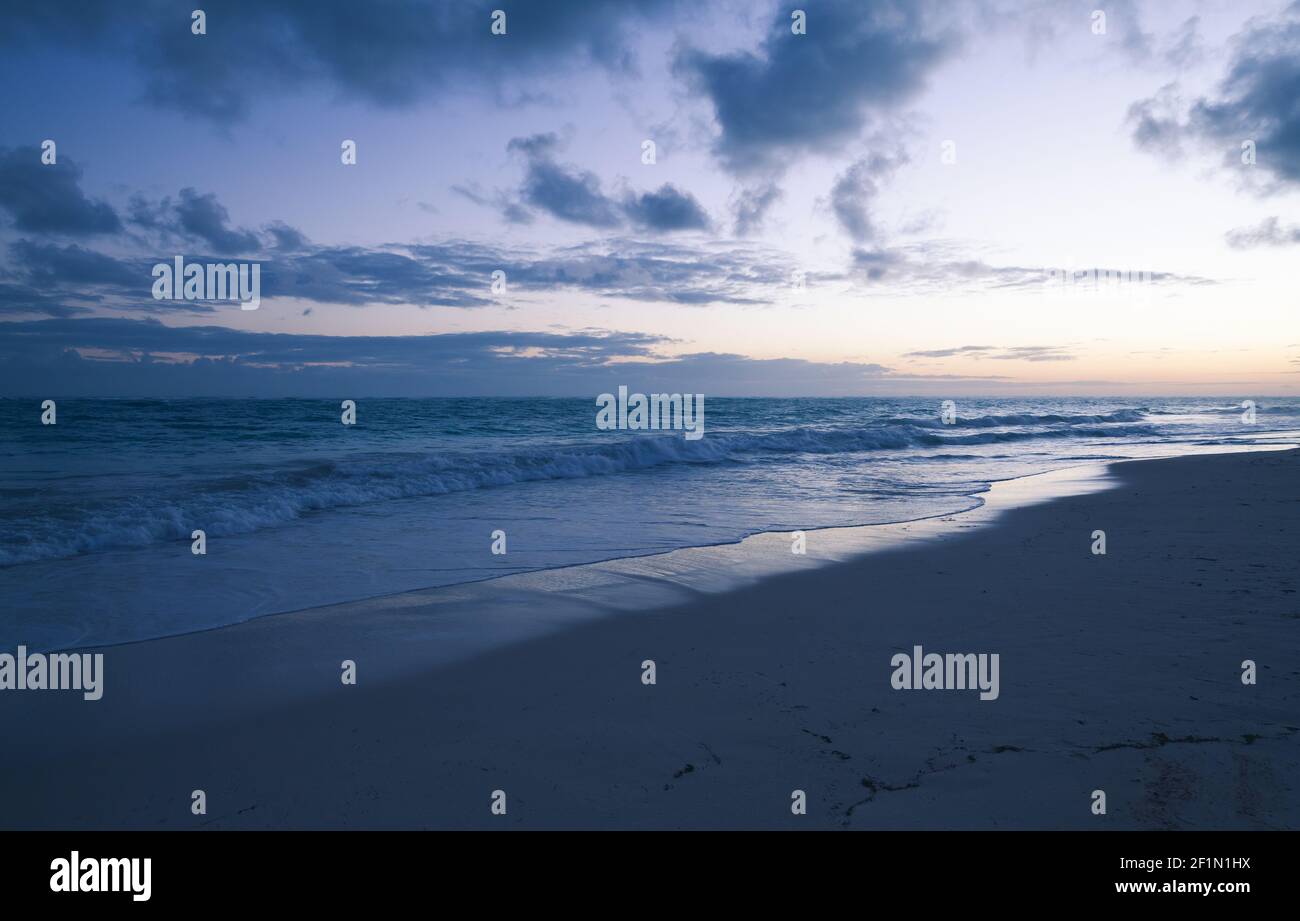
[2,396,1297,649]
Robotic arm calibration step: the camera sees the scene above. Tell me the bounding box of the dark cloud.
[506,133,561,160]
[265,245,492,308]
[830,151,906,244]
[0,318,663,367]
[0,317,1024,397]
[1,212,796,313]
[125,194,165,231]
[501,240,792,305]
[505,134,709,233]
[8,241,140,288]
[1127,5,1300,189]
[265,221,311,252]
[0,1,681,124]
[0,241,155,316]
[0,158,1211,317]
[0,318,661,395]
[621,185,710,232]
[126,187,268,254]
[173,189,261,254]
[509,135,624,229]
[674,0,955,173]
[1226,216,1300,248]
[0,282,88,318]
[0,146,121,236]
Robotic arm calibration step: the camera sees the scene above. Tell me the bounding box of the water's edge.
[65,444,1295,660]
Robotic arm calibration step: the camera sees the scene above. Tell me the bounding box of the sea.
[3,396,1297,650]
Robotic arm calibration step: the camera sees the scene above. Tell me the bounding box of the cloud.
[830,151,906,243]
[0,153,1214,318]
[498,239,792,305]
[1225,216,1300,248]
[0,146,121,236]
[126,188,263,254]
[451,183,492,209]
[0,1,682,124]
[8,241,140,288]
[1127,4,1300,189]
[509,134,624,228]
[453,182,534,225]
[849,245,1217,294]
[0,317,1023,397]
[0,317,664,366]
[268,244,496,308]
[1087,4,1200,69]
[1124,85,1186,159]
[621,185,711,232]
[0,145,778,312]
[126,186,763,309]
[1163,16,1204,70]
[982,1,1201,71]
[173,189,261,254]
[505,134,709,233]
[265,221,311,252]
[850,247,909,282]
[0,209,798,314]
[902,344,1075,362]
[732,182,783,237]
[0,241,152,316]
[674,0,955,174]
[1099,0,1154,63]
[0,283,87,318]
[988,346,1075,362]
[902,345,994,358]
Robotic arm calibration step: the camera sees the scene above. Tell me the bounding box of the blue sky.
[0,0,1297,396]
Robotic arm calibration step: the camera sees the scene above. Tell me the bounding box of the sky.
[0,0,1297,397]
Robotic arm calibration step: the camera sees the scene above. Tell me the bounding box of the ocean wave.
[883,408,1148,428]
[0,412,1159,565]
[1148,403,1300,416]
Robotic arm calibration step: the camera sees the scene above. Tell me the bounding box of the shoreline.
[26,440,1299,657]
[1,446,1297,829]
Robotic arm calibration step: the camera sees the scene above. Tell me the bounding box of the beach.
[2,446,1296,830]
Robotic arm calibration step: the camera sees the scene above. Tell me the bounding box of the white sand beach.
[2,447,1297,829]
